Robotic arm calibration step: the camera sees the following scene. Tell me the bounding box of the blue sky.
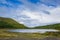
[0,0,60,27]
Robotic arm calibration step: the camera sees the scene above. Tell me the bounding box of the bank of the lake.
[0,29,46,38]
[0,29,60,39]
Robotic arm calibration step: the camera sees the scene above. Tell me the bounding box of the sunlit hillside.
[0,17,28,29]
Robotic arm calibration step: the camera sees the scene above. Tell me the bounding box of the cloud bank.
[0,0,60,27]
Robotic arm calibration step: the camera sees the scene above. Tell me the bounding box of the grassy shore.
[0,29,60,39]
[0,29,47,39]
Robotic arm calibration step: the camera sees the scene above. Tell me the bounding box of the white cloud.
[0,0,60,27]
[49,6,60,22]
[14,3,60,27]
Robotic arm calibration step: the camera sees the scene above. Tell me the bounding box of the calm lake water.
[8,29,59,33]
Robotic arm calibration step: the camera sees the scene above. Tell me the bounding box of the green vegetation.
[0,29,60,39]
[0,17,60,29]
[0,29,47,39]
[34,23,60,30]
[33,23,60,37]
[0,17,28,29]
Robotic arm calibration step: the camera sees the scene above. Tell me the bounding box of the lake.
[8,29,59,33]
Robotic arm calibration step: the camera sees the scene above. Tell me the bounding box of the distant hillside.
[0,17,28,29]
[34,23,60,30]
[1,17,60,29]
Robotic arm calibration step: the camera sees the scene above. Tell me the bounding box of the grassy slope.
[0,17,28,29]
[34,23,60,30]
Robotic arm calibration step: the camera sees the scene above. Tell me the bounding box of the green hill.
[0,17,60,29]
[34,23,60,30]
[0,17,28,29]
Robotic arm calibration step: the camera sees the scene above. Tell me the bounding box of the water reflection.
[8,29,59,33]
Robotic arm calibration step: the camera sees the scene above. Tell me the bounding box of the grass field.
[0,29,60,39]
[0,29,47,39]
